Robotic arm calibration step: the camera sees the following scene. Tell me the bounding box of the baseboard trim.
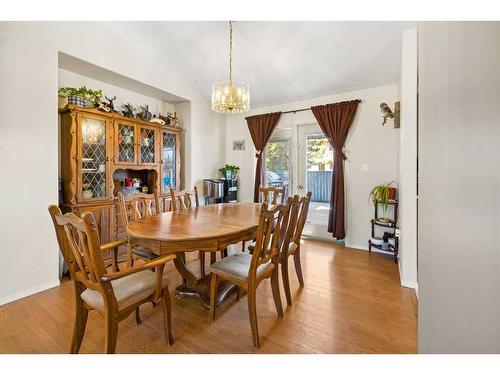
[345,242,393,256]
[347,243,418,293]
[401,279,419,293]
[0,280,60,306]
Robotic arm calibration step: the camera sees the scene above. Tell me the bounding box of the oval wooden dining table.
[126,202,261,308]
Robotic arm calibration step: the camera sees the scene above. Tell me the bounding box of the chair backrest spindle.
[279,192,312,259]
[50,207,108,290]
[291,192,312,245]
[259,186,285,205]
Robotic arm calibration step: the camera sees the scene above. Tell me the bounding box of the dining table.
[126,202,261,308]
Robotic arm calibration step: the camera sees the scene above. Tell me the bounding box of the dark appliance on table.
[203,178,238,205]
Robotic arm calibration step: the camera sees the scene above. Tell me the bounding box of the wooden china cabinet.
[59,104,182,244]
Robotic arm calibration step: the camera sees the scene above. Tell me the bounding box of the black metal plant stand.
[368,200,399,263]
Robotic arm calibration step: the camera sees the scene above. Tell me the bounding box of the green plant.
[219,164,240,178]
[58,86,103,105]
[369,180,398,209]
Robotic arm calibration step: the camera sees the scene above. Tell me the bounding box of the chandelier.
[211,21,250,114]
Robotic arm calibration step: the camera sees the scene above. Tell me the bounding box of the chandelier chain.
[211,20,249,113]
[229,21,233,84]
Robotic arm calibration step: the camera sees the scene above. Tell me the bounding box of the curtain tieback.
[335,148,347,160]
[255,150,262,158]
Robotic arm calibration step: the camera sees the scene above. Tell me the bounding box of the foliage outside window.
[265,138,290,172]
[307,135,333,171]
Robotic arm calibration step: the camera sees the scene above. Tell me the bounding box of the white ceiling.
[144,21,414,107]
[59,52,187,103]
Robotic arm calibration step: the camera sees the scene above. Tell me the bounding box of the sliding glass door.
[262,124,333,239]
[297,124,333,239]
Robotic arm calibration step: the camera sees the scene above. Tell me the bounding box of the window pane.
[265,137,291,198]
[306,134,332,225]
[306,134,333,171]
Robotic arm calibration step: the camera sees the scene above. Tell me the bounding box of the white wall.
[59,69,175,116]
[0,22,226,305]
[225,84,400,249]
[398,28,418,290]
[418,22,500,353]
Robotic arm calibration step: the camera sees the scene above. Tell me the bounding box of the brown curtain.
[246,112,282,202]
[311,100,360,239]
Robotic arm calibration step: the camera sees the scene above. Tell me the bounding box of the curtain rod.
[280,99,362,115]
[281,108,310,115]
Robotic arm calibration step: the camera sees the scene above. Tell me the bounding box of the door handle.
[298,185,304,189]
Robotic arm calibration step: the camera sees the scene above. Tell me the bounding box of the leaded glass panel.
[81,118,106,199]
[140,127,155,164]
[117,124,135,163]
[162,131,176,191]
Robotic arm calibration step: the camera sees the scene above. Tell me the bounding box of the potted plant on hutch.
[58,86,103,109]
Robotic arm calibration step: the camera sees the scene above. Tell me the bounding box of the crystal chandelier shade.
[211,21,250,114]
[211,81,250,113]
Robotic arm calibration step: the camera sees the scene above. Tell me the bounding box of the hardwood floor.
[0,239,417,353]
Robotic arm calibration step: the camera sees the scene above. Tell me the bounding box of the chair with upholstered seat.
[279,192,311,305]
[246,193,311,305]
[242,186,286,252]
[117,192,161,267]
[48,205,175,354]
[208,199,291,349]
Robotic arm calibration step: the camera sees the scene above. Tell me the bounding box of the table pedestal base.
[174,275,238,309]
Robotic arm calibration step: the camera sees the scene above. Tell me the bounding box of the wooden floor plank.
[0,239,417,353]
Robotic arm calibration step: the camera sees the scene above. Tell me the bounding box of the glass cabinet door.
[80,117,107,200]
[116,123,136,164]
[139,126,156,165]
[161,130,177,192]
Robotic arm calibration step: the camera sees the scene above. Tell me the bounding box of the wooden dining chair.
[170,186,199,211]
[279,192,312,306]
[208,200,291,349]
[241,186,286,252]
[260,186,285,204]
[48,205,175,353]
[117,192,161,267]
[169,187,225,277]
